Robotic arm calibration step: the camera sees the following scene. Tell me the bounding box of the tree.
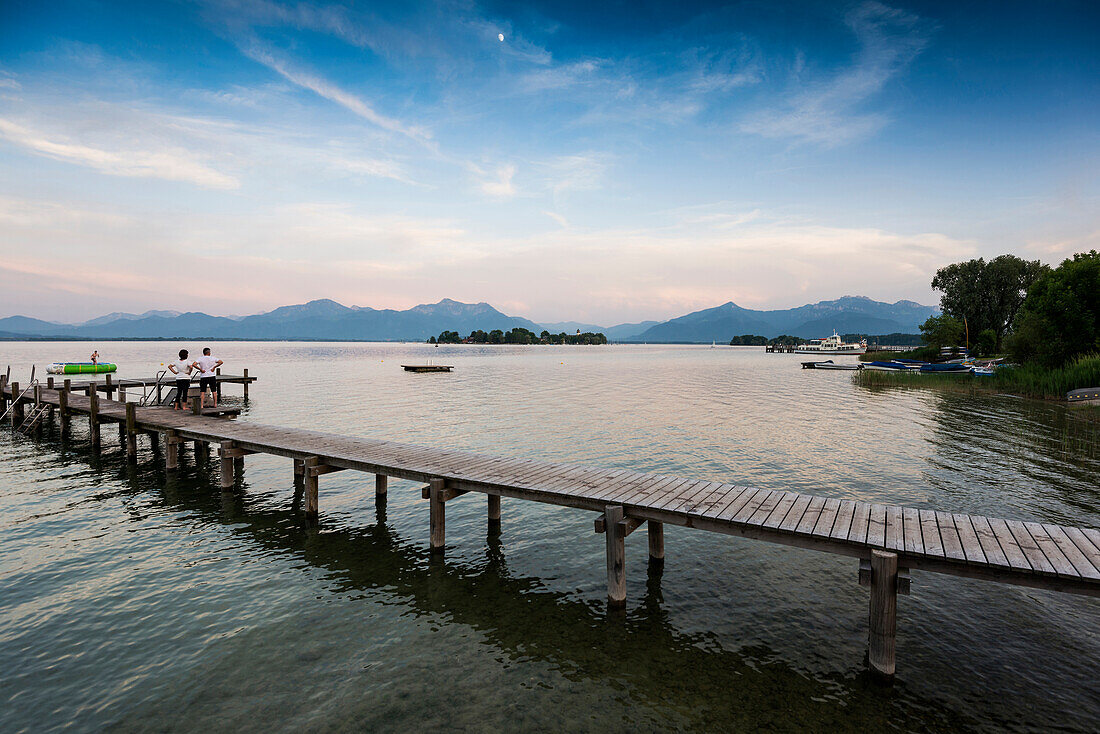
[931,255,1048,347]
[488,329,504,344]
[919,314,964,350]
[1009,250,1100,367]
[436,330,461,344]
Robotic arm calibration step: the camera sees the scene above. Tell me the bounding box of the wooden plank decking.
[3,375,1098,678]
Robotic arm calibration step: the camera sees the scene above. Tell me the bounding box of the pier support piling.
[105,374,113,401]
[10,382,22,425]
[58,384,69,435]
[124,403,137,461]
[375,473,387,498]
[867,550,898,679]
[88,390,100,448]
[243,369,249,399]
[165,430,179,470]
[648,521,665,567]
[303,457,319,515]
[219,442,235,490]
[604,505,627,606]
[429,478,446,552]
[293,459,304,486]
[488,494,501,525]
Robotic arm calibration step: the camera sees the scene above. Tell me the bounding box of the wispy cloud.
[478,164,518,198]
[741,2,929,146]
[238,41,430,140]
[0,117,240,189]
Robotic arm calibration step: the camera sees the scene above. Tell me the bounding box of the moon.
[498,33,504,42]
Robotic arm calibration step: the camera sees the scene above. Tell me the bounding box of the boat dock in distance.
[2,369,1098,681]
[402,364,454,372]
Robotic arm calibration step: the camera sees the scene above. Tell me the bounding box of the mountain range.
[0,296,936,343]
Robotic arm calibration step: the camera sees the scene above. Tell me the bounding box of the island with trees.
[429,328,608,345]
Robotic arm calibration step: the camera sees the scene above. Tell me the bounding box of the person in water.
[194,347,224,408]
[167,349,193,410]
[90,350,99,365]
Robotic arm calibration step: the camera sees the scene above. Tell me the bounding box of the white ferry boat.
[792,331,866,355]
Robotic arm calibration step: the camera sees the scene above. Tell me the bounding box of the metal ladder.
[18,402,49,433]
[1,365,39,427]
[138,370,170,406]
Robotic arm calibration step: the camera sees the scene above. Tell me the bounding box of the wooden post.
[303,457,319,515]
[219,442,235,490]
[294,459,304,486]
[58,385,69,433]
[868,550,898,678]
[375,473,388,498]
[165,430,179,470]
[648,521,665,564]
[488,494,501,524]
[194,440,208,461]
[243,368,249,399]
[0,374,7,415]
[105,374,113,400]
[47,377,54,389]
[88,390,100,447]
[118,386,126,402]
[604,505,626,606]
[191,396,201,415]
[125,402,138,461]
[10,381,22,424]
[429,478,446,552]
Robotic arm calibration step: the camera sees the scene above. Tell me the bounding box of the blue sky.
[1,0,1097,324]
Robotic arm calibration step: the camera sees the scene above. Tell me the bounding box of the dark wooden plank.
[1005,520,1055,575]
[812,498,841,538]
[971,515,1010,568]
[1023,522,1076,577]
[732,490,774,524]
[1043,524,1100,580]
[763,492,798,529]
[902,507,923,556]
[952,514,987,564]
[1063,526,1100,576]
[987,518,1031,571]
[829,500,856,541]
[847,502,871,544]
[885,506,905,553]
[747,490,785,526]
[712,486,758,521]
[778,493,813,533]
[867,504,887,547]
[918,509,944,557]
[795,496,826,535]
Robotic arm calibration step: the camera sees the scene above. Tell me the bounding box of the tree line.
[920,251,1098,366]
[430,328,608,345]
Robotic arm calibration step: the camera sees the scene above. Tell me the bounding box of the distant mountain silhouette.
[632,296,936,342]
[0,295,934,342]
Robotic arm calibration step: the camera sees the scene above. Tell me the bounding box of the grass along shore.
[854,353,1100,401]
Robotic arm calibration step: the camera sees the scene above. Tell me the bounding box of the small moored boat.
[802,360,862,370]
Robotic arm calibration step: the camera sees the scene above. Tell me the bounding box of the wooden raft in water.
[2,374,1097,680]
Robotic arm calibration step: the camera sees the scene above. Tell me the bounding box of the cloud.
[238,42,430,140]
[479,164,518,198]
[741,1,929,146]
[0,117,240,189]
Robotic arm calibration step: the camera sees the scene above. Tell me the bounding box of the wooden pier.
[2,372,1097,680]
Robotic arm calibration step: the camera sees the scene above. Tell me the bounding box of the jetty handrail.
[0,373,39,424]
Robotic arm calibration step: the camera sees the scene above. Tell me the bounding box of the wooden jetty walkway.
[2,372,1098,679]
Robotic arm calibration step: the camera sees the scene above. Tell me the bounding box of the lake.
[1,341,1097,732]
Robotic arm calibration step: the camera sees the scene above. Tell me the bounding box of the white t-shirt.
[195,355,218,377]
[172,360,191,379]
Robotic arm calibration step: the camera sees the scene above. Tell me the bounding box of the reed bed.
[854,353,1100,401]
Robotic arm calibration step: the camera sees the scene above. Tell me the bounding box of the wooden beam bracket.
[307,463,346,477]
[594,514,646,537]
[420,483,468,502]
[860,558,911,595]
[222,447,258,459]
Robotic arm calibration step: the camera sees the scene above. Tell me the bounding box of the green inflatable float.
[46,362,118,375]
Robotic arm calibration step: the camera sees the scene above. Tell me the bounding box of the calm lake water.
[1,341,1097,733]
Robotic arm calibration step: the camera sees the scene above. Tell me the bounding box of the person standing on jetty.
[195,347,223,408]
[166,349,193,410]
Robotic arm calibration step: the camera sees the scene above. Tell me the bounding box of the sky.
[0,0,1097,325]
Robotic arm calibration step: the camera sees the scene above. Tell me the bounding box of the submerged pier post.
[868,550,898,679]
[604,505,627,606]
[293,459,304,486]
[124,403,138,461]
[243,369,249,399]
[0,375,7,416]
[10,382,22,425]
[58,384,69,435]
[219,441,235,489]
[165,430,179,470]
[429,478,446,552]
[375,473,387,498]
[488,494,501,525]
[648,521,665,567]
[88,390,100,448]
[303,457,319,515]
